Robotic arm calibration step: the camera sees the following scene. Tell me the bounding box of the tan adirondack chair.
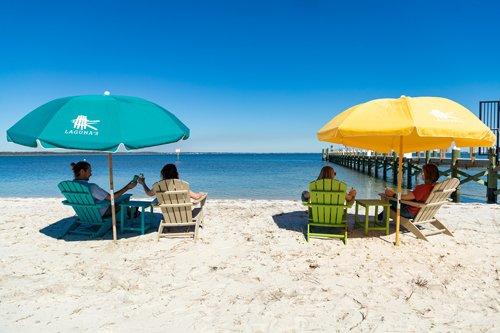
[382,177,459,241]
[152,179,206,240]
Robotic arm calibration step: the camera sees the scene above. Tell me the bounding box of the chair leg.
[430,219,453,236]
[384,206,390,235]
[157,221,164,241]
[198,210,205,228]
[140,206,146,235]
[120,207,125,231]
[194,221,200,241]
[94,222,112,238]
[400,218,428,241]
[59,218,80,238]
[364,209,369,235]
[390,211,428,241]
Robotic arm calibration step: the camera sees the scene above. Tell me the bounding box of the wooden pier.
[322,148,499,203]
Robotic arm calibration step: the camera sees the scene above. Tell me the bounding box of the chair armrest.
[399,200,425,208]
[159,203,193,208]
[191,193,207,205]
[379,194,423,207]
[61,200,109,207]
[379,194,396,203]
[302,202,350,208]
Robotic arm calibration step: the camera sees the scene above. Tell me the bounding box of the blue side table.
[119,200,154,235]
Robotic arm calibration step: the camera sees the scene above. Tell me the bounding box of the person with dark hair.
[138,163,205,200]
[379,163,440,220]
[160,163,179,180]
[71,161,137,217]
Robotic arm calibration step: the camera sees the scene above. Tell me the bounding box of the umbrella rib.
[400,96,418,143]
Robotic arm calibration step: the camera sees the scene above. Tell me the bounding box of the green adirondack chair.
[58,181,130,238]
[305,178,349,244]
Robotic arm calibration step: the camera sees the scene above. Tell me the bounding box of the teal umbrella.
[7,93,190,240]
[7,94,189,151]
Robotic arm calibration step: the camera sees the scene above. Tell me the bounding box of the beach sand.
[0,198,499,332]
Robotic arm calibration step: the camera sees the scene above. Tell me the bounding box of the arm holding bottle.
[104,181,137,201]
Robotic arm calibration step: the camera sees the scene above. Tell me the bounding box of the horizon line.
[0,151,322,155]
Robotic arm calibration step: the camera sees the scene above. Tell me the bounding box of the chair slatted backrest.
[153,179,192,224]
[58,181,104,223]
[308,179,347,224]
[414,178,459,222]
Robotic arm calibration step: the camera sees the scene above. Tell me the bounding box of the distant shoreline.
[0,151,321,156]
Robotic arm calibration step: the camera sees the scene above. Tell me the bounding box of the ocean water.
[0,153,490,202]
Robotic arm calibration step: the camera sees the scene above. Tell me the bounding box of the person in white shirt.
[70,161,137,216]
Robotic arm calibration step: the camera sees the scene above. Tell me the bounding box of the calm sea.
[0,153,488,202]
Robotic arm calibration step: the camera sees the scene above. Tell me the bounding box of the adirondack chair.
[305,178,349,244]
[153,179,206,240]
[58,181,131,238]
[382,177,459,241]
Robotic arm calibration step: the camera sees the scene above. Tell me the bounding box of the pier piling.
[406,158,413,189]
[450,148,461,202]
[487,148,498,203]
[392,153,397,185]
[383,156,387,181]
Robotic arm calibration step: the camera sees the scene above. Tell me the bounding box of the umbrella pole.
[395,137,403,246]
[108,153,117,242]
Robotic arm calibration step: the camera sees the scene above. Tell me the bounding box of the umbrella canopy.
[7,94,189,151]
[317,96,495,153]
[317,96,496,245]
[6,94,190,241]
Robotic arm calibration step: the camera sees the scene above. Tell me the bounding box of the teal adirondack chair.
[58,181,130,238]
[306,179,349,244]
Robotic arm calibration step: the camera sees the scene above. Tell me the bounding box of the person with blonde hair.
[301,166,356,203]
[316,165,336,179]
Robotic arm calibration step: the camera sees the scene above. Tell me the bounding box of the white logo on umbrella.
[72,115,100,130]
[430,109,459,121]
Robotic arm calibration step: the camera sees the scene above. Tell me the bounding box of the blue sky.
[1,0,499,152]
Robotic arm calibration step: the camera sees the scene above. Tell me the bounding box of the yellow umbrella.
[317,96,496,245]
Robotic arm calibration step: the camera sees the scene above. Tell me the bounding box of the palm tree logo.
[72,115,100,131]
[430,109,459,122]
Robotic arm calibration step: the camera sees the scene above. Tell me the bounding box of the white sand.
[0,198,499,332]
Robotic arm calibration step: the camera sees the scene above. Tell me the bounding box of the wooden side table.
[354,199,391,235]
[119,200,154,235]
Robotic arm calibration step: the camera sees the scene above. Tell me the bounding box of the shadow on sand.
[272,210,398,242]
[271,210,309,239]
[39,213,163,241]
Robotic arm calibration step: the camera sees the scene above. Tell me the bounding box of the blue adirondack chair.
[58,181,131,238]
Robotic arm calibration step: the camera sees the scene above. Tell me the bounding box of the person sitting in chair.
[138,163,206,201]
[379,163,440,220]
[71,161,137,217]
[301,166,357,204]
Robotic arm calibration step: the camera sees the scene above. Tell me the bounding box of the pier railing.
[322,148,499,203]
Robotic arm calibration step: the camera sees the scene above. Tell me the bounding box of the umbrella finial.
[104,90,111,96]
